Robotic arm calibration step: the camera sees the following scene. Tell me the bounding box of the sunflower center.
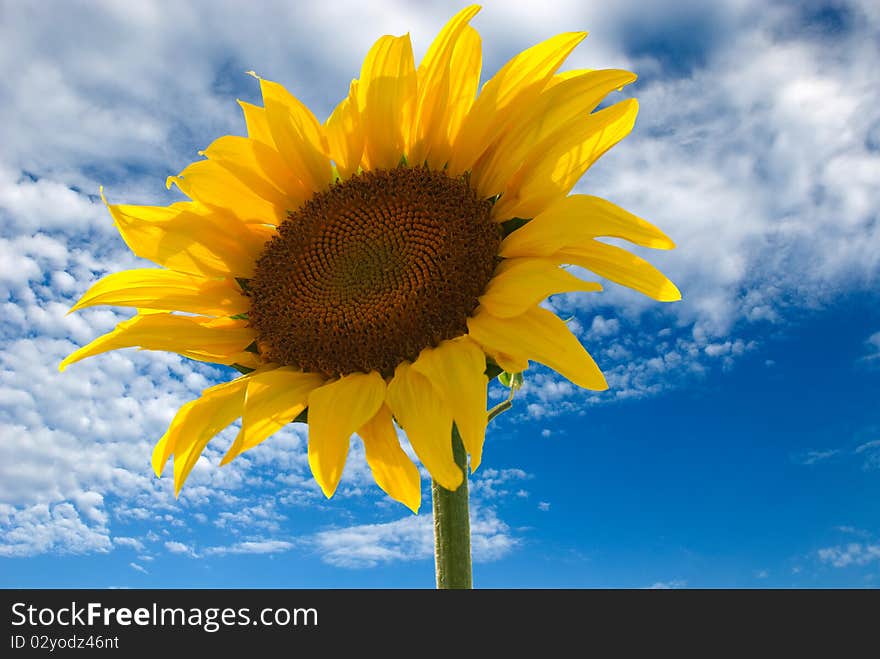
[248,166,501,377]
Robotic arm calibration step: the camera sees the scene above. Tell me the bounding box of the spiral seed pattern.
[248,166,500,377]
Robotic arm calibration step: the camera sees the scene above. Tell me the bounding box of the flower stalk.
[432,425,472,589]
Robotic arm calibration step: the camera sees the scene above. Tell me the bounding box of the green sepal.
[500,217,530,238]
[498,371,524,390]
[484,359,504,380]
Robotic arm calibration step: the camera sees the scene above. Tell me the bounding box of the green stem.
[432,425,472,589]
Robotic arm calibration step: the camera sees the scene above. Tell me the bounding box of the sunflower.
[61,5,678,513]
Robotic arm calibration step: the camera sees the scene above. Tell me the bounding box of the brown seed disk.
[248,166,501,378]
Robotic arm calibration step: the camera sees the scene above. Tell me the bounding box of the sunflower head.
[62,5,679,513]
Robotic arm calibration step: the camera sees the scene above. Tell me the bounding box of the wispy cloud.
[854,439,880,470]
[203,540,296,556]
[860,331,880,364]
[794,439,880,470]
[817,543,880,568]
[311,508,517,569]
[796,449,840,466]
[854,440,880,454]
[648,579,687,589]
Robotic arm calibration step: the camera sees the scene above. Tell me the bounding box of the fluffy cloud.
[817,543,880,568]
[0,0,877,561]
[311,507,517,568]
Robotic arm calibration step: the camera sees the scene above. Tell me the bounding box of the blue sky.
[1,0,879,588]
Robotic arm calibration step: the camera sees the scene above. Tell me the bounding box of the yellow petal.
[485,348,529,374]
[221,367,325,464]
[448,31,587,176]
[166,159,282,225]
[473,69,637,197]
[105,193,272,279]
[426,25,482,170]
[410,337,488,472]
[493,98,639,220]
[238,100,274,145]
[410,5,481,165]
[386,362,462,491]
[307,371,386,498]
[152,374,252,496]
[358,404,421,513]
[324,79,364,180]
[501,194,676,257]
[69,269,249,316]
[259,76,333,193]
[200,135,309,212]
[358,34,417,169]
[467,305,607,390]
[554,242,681,301]
[59,313,256,372]
[479,257,602,318]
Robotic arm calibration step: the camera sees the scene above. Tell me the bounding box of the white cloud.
[0,0,878,566]
[587,316,620,339]
[795,440,880,470]
[538,502,551,512]
[312,507,517,568]
[817,543,880,568]
[114,536,145,552]
[203,540,295,556]
[862,332,880,362]
[648,579,687,589]
[855,440,880,454]
[471,468,532,500]
[164,540,197,556]
[129,562,148,574]
[0,502,111,557]
[214,503,285,532]
[855,439,880,470]
[835,525,867,536]
[796,449,840,466]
